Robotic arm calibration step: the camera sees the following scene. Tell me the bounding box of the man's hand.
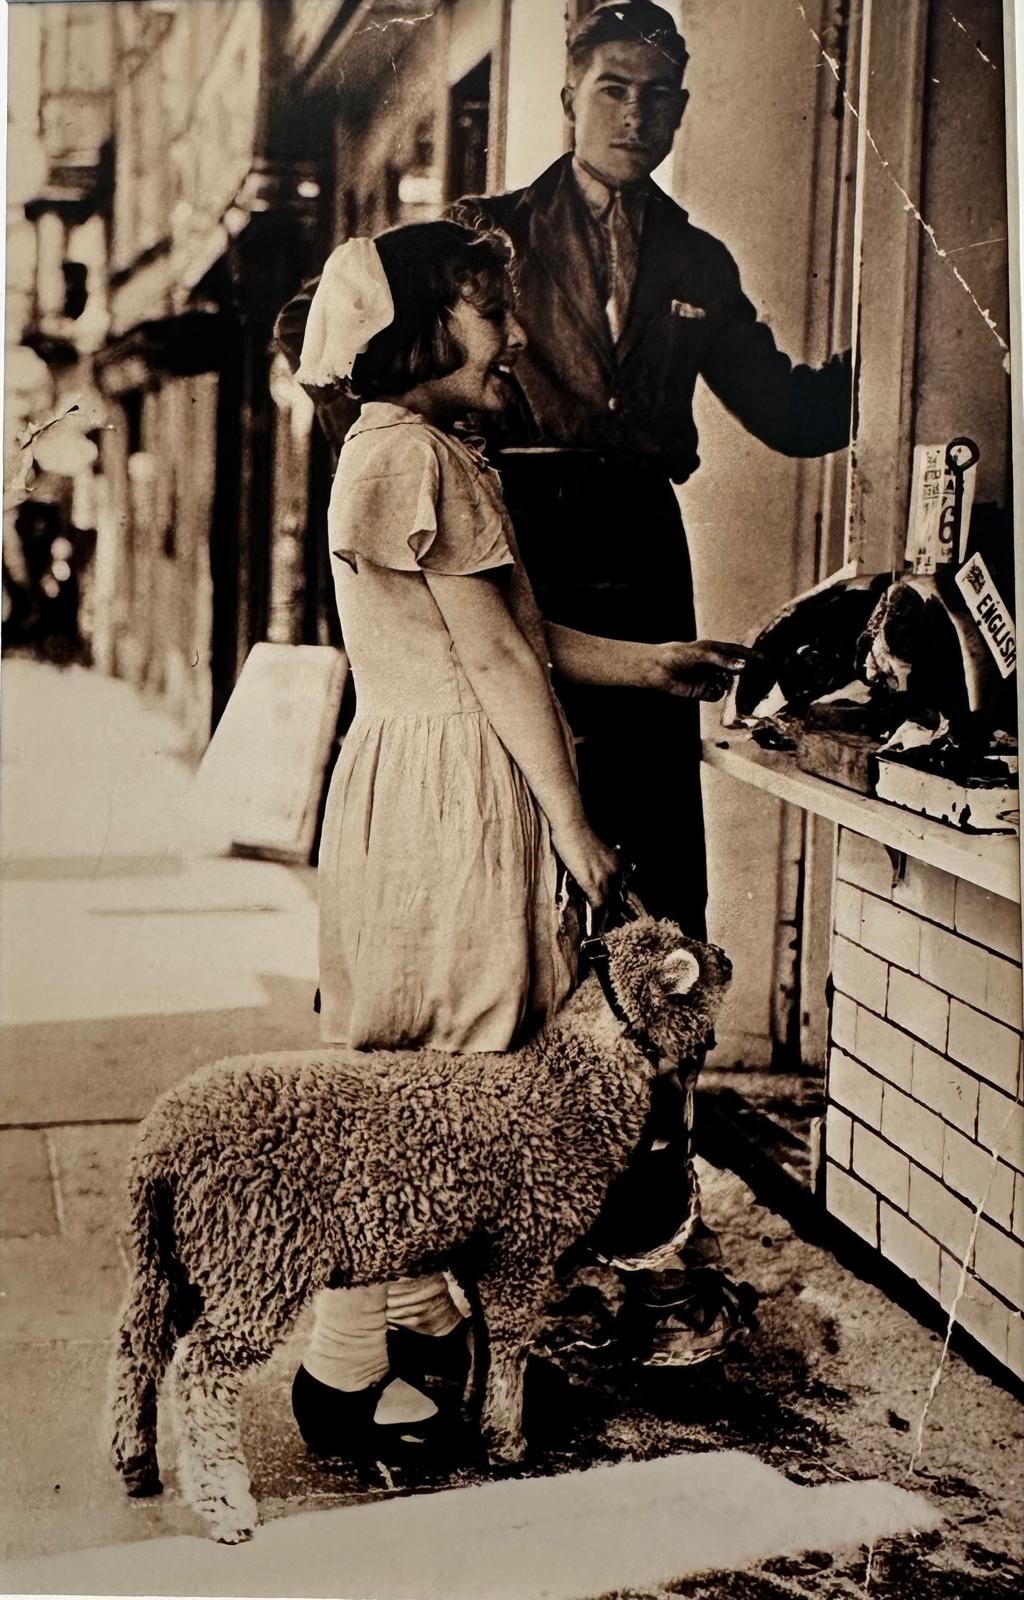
[544,624,759,700]
[648,640,759,701]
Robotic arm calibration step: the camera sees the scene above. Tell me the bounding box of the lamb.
[109,914,732,1543]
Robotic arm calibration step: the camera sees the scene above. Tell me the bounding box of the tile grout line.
[43,1130,67,1236]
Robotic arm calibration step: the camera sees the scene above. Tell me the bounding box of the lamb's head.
[601,915,732,1065]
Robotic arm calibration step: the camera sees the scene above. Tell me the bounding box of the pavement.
[0,658,1021,1600]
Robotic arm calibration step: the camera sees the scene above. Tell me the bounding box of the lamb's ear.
[658,948,701,996]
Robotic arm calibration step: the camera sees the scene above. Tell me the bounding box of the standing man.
[278,2,853,939]
[448,0,851,942]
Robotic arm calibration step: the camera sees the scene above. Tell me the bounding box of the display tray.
[874,755,1019,835]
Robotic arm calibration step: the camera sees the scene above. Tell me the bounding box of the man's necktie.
[604,189,640,345]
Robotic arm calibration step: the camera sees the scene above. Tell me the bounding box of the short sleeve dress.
[317,402,578,1053]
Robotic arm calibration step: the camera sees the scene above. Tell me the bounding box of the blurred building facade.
[3,3,110,661]
[8,0,588,745]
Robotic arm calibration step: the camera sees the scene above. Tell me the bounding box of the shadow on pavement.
[0,974,320,1125]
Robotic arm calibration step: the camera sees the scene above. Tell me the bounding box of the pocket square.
[671,299,706,319]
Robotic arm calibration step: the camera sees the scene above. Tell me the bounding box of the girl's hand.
[550,817,620,909]
[648,640,758,701]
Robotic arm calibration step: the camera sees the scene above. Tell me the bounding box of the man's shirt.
[571,157,647,342]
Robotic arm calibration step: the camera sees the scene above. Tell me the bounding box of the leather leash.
[578,861,665,1072]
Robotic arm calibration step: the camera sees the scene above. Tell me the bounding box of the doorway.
[447,57,491,201]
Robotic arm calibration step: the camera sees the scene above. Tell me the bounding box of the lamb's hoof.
[485,1432,528,1467]
[214,1524,257,1545]
[118,1455,163,1498]
[125,1469,163,1499]
[208,1502,260,1545]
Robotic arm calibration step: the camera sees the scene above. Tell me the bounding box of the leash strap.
[579,860,665,1070]
[580,932,642,1040]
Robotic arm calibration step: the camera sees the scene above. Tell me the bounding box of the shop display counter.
[703,731,1020,902]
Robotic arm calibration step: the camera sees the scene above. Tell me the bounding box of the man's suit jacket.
[449,154,851,482]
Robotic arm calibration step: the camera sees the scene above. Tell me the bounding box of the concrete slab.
[0,663,1019,1599]
[47,1124,136,1238]
[0,662,192,876]
[0,1234,124,1344]
[0,1342,180,1565]
[0,1130,58,1237]
[0,661,320,1125]
[0,1331,357,1569]
[0,975,320,1126]
[0,1451,941,1600]
[0,863,317,1030]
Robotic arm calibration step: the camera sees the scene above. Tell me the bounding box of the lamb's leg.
[109,1311,166,1498]
[171,1319,263,1543]
[476,1265,557,1465]
[110,1168,193,1499]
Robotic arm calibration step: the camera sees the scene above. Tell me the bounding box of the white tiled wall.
[825,829,1024,1378]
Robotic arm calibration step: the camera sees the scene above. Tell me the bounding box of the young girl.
[288,221,748,1464]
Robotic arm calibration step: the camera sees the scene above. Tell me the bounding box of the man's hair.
[567,1,688,81]
[349,221,513,401]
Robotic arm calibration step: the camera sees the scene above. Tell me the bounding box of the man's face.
[562,40,687,188]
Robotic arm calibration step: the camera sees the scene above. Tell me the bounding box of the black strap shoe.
[617,1267,760,1368]
[291,1364,446,1466]
[386,1321,472,1402]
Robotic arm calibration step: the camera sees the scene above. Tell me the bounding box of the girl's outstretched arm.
[545,625,756,701]
[424,570,618,909]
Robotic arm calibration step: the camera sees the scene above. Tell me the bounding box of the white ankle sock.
[373,1377,438,1426]
[305,1284,389,1392]
[386,1273,464,1337]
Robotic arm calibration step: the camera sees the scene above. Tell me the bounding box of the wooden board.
[702,733,1021,903]
[194,643,348,864]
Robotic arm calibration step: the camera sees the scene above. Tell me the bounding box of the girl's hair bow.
[295,237,395,388]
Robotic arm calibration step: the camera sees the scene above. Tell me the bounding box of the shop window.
[396,124,442,217]
[61,261,88,321]
[447,57,491,201]
[122,390,143,457]
[385,164,401,226]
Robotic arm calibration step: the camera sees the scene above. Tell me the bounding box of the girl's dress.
[318,401,577,1053]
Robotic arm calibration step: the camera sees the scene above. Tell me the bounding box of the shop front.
[699,0,1020,1380]
[91,0,323,745]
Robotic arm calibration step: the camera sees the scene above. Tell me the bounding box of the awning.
[287,0,440,92]
[94,310,231,393]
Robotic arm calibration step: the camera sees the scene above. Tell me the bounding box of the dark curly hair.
[349,221,515,401]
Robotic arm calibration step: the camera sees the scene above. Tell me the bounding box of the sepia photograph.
[0,1,1021,1596]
